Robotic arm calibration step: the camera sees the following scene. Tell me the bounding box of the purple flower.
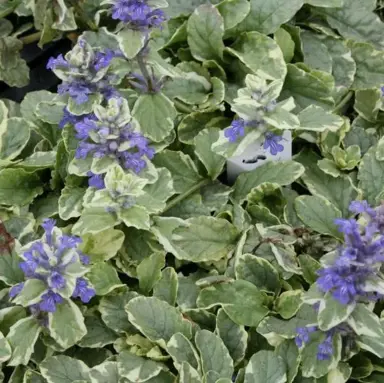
[87,171,105,189]
[9,283,24,298]
[10,221,93,314]
[39,291,64,313]
[263,132,284,156]
[317,333,333,360]
[225,119,246,143]
[295,326,317,348]
[72,277,96,303]
[48,43,120,105]
[74,98,154,174]
[317,201,384,305]
[110,0,167,30]
[48,272,66,290]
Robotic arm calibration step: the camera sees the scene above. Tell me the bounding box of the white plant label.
[227,130,292,183]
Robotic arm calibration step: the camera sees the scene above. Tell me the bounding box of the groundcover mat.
[1,0,384,382]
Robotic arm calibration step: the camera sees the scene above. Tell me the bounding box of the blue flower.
[87,171,105,189]
[224,119,246,142]
[317,333,333,360]
[110,0,167,30]
[295,326,317,348]
[263,132,284,155]
[72,277,96,303]
[39,291,64,313]
[317,201,384,305]
[9,283,24,298]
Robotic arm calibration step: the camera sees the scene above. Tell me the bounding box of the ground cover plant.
[1,0,384,382]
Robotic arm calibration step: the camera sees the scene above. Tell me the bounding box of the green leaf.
[235,253,280,294]
[0,117,31,161]
[281,64,334,112]
[274,28,295,63]
[215,308,248,366]
[275,290,303,320]
[79,228,124,263]
[294,195,342,238]
[298,105,344,132]
[301,31,332,73]
[0,306,27,336]
[167,332,200,371]
[40,355,91,383]
[197,279,269,327]
[226,31,287,81]
[296,151,358,216]
[179,362,201,383]
[12,279,46,306]
[58,186,86,220]
[0,168,43,206]
[275,340,300,383]
[153,267,178,306]
[0,331,11,363]
[358,146,384,205]
[72,208,118,235]
[257,304,317,340]
[0,250,24,285]
[151,216,239,262]
[238,0,304,35]
[305,0,343,5]
[196,329,234,381]
[118,351,164,382]
[217,0,250,30]
[232,161,304,203]
[132,93,177,142]
[17,151,57,171]
[126,296,193,348]
[137,252,165,294]
[78,313,118,348]
[0,36,29,87]
[48,300,87,349]
[87,262,124,296]
[187,4,225,62]
[153,150,202,194]
[301,332,341,378]
[117,28,146,59]
[23,369,47,383]
[194,128,225,179]
[98,288,138,334]
[118,205,151,231]
[348,40,384,89]
[89,361,119,383]
[317,293,355,331]
[6,316,42,366]
[320,0,384,50]
[354,88,382,122]
[347,304,384,338]
[357,335,384,358]
[244,350,287,383]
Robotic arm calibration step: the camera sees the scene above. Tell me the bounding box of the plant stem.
[333,91,353,114]
[137,52,154,92]
[20,32,42,45]
[68,0,98,31]
[162,179,211,213]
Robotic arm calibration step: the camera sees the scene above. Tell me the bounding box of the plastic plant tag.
[227,130,292,183]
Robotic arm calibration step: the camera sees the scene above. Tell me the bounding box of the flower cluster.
[47,39,122,105]
[296,323,352,360]
[224,86,284,155]
[9,219,95,316]
[75,97,154,174]
[317,201,384,305]
[109,0,167,30]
